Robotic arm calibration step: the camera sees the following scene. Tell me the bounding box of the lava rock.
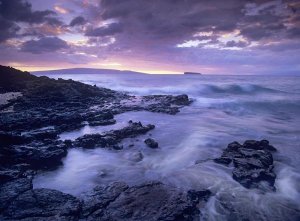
[144,138,159,148]
[2,188,81,220]
[22,127,58,140]
[74,121,155,149]
[0,141,67,170]
[0,131,30,147]
[214,140,277,191]
[0,164,32,184]
[213,157,232,165]
[88,119,116,126]
[0,178,32,212]
[81,182,129,218]
[82,181,211,221]
[170,94,191,105]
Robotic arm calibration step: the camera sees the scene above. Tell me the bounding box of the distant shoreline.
[184,72,202,75]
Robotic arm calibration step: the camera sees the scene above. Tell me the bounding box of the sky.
[0,0,299,75]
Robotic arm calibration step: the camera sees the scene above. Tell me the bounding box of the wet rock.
[138,94,192,115]
[2,188,81,220]
[214,140,277,191]
[145,104,180,115]
[0,131,29,147]
[74,122,155,149]
[22,127,58,140]
[0,141,67,170]
[0,178,32,212]
[213,157,232,165]
[144,138,159,148]
[81,182,129,218]
[82,181,211,221]
[243,140,277,152]
[0,164,32,184]
[170,94,191,105]
[88,119,116,126]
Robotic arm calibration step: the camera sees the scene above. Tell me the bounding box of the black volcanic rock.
[144,138,158,148]
[142,94,192,115]
[0,178,32,212]
[0,66,37,93]
[81,181,211,221]
[214,140,277,191]
[74,121,155,149]
[0,140,68,170]
[2,188,81,220]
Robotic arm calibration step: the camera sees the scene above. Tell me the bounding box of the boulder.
[144,138,159,148]
[214,140,277,191]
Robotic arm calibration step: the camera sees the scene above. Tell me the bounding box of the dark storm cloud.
[69,16,86,27]
[96,0,300,45]
[85,22,123,37]
[0,0,63,42]
[0,0,61,24]
[99,0,245,40]
[0,16,20,42]
[21,37,68,54]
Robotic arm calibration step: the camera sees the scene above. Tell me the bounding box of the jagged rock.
[0,141,67,170]
[81,182,129,218]
[22,127,58,140]
[0,164,32,184]
[2,188,81,221]
[144,138,159,148]
[0,131,30,147]
[74,122,155,149]
[88,119,116,126]
[82,181,211,221]
[214,140,277,191]
[0,178,32,212]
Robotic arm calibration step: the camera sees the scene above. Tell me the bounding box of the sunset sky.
[0,0,299,74]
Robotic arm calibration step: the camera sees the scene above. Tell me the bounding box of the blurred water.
[34,73,300,220]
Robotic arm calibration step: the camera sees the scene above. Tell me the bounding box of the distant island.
[184,72,202,75]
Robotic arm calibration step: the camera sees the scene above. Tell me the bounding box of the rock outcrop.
[214,140,277,191]
[74,122,155,149]
[81,181,211,221]
[144,138,159,148]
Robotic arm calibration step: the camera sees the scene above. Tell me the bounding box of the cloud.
[85,22,123,37]
[21,37,68,54]
[0,0,300,75]
[287,27,300,39]
[226,40,249,48]
[54,5,69,14]
[69,16,86,26]
[0,16,20,42]
[0,0,61,24]
[0,0,63,43]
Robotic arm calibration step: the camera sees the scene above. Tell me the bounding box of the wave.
[197,84,283,96]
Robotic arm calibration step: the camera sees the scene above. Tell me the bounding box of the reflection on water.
[33,74,300,220]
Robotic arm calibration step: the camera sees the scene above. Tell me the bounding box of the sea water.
[33,73,300,220]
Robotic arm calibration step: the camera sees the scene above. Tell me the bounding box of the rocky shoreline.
[0,66,281,220]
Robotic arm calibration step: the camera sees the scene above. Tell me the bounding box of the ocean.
[33,73,300,220]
